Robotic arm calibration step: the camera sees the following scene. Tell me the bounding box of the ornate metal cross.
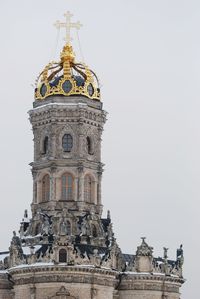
[54,11,82,44]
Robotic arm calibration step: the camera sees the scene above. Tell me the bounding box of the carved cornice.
[118,272,184,292]
[121,272,184,283]
[9,265,117,287]
[31,160,101,172]
[118,283,180,293]
[29,105,105,129]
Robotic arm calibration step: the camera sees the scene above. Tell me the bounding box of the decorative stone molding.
[48,286,76,299]
[118,273,184,292]
[10,267,117,291]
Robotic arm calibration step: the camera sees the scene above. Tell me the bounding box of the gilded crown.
[35,43,100,101]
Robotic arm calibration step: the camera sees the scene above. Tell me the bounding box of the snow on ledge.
[29,102,88,112]
[123,271,179,278]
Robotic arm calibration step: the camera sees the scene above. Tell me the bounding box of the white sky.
[0,1,199,298]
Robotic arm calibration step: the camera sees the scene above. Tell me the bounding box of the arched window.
[59,249,67,263]
[42,174,50,202]
[84,175,92,202]
[91,224,97,237]
[43,136,48,154]
[86,136,94,155]
[61,173,73,201]
[62,134,73,152]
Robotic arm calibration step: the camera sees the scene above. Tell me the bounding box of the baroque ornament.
[35,13,100,101]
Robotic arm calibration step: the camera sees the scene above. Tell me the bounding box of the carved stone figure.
[163,247,169,259]
[80,217,90,236]
[60,219,67,235]
[42,218,50,235]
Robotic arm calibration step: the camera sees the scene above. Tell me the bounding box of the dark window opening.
[59,249,67,263]
[92,224,97,237]
[86,136,94,155]
[43,136,48,154]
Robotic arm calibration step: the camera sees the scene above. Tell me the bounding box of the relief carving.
[48,286,76,299]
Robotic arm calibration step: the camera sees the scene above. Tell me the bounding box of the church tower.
[6,13,120,299]
[30,37,106,234]
[0,12,185,299]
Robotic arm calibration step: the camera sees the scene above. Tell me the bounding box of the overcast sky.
[0,1,199,298]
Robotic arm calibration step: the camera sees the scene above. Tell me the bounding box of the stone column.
[78,165,84,202]
[93,180,97,205]
[74,177,78,201]
[50,166,57,202]
[97,169,102,206]
[32,170,37,204]
[50,131,57,159]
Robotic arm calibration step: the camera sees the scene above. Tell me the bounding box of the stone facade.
[0,93,184,299]
[10,266,116,299]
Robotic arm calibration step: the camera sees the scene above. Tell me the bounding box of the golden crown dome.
[34,43,100,101]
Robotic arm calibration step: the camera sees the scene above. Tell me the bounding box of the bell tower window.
[61,173,74,201]
[84,175,92,202]
[42,174,50,202]
[43,136,48,154]
[62,134,73,152]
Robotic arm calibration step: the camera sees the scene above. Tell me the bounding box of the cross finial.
[54,11,82,44]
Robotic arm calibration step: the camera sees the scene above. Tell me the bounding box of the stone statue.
[11,231,21,246]
[177,244,183,259]
[60,219,67,235]
[176,244,184,271]
[81,217,90,236]
[163,247,169,259]
[107,223,113,240]
[24,209,28,219]
[19,222,25,238]
[42,218,50,235]
[92,249,101,267]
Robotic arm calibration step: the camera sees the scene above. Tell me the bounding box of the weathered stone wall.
[10,265,116,299]
[0,272,12,299]
[29,96,106,217]
[118,290,180,299]
[13,282,115,299]
[118,273,183,299]
[0,290,12,299]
